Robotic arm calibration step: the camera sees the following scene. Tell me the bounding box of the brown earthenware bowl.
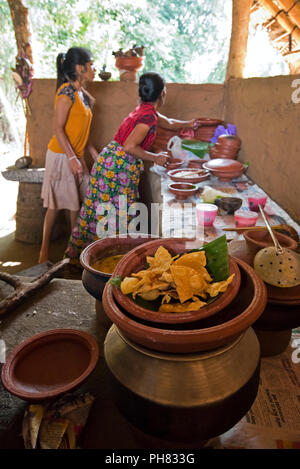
[102,256,267,353]
[113,238,241,324]
[1,329,99,401]
[164,158,184,171]
[168,182,199,200]
[187,159,209,169]
[203,159,246,182]
[168,168,210,184]
[111,238,241,324]
[80,234,159,300]
[243,230,298,255]
[115,56,144,71]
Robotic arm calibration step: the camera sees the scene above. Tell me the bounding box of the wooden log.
[258,0,300,44]
[225,0,252,80]
[276,0,300,30]
[0,258,69,316]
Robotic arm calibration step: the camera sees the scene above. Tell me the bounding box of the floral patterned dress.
[65,102,158,264]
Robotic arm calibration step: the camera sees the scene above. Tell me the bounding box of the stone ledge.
[1,168,45,183]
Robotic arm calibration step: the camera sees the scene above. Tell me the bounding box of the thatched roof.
[251,0,300,71]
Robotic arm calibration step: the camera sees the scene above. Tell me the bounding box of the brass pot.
[104,325,260,443]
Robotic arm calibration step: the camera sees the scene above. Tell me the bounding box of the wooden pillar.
[7,0,33,63]
[225,0,252,80]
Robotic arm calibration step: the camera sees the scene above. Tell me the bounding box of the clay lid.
[1,329,99,401]
[203,158,245,172]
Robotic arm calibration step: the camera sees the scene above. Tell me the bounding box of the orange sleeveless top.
[48,83,93,158]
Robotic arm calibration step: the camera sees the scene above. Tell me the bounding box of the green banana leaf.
[181,140,213,158]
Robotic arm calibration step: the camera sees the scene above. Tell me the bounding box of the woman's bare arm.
[157,112,199,130]
[123,123,170,166]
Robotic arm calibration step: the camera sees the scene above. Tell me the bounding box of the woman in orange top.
[39,47,99,264]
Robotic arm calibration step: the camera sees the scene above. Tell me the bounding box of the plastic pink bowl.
[234,210,258,227]
[248,194,268,212]
[196,203,218,226]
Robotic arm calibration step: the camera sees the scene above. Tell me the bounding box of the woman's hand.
[68,156,83,176]
[155,151,171,167]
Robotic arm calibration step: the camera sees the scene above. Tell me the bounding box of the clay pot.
[243,230,298,257]
[111,238,241,324]
[214,197,243,215]
[167,168,210,184]
[187,159,208,169]
[203,159,246,182]
[99,71,111,81]
[115,56,144,71]
[104,325,260,442]
[80,234,159,300]
[102,256,267,353]
[164,158,184,171]
[1,329,99,402]
[218,135,241,147]
[168,182,199,200]
[266,282,300,305]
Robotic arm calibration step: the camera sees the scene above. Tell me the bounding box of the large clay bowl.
[80,234,159,300]
[243,229,298,256]
[167,168,210,184]
[168,182,199,201]
[203,159,246,181]
[111,238,241,324]
[1,329,99,402]
[103,256,267,353]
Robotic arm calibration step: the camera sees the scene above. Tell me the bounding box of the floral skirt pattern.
[65,140,144,264]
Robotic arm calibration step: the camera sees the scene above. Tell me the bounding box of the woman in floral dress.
[65,72,198,265]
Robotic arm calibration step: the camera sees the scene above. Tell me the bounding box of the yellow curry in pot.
[91,254,124,274]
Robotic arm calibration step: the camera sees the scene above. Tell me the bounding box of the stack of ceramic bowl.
[99,237,267,443]
[209,135,241,160]
[241,230,300,356]
[203,158,246,182]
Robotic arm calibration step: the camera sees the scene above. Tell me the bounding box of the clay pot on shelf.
[115,56,144,82]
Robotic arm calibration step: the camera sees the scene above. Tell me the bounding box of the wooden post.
[225,0,252,80]
[7,0,33,63]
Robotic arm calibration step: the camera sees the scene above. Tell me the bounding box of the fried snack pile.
[120,246,235,313]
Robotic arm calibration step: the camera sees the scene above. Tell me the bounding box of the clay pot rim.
[103,256,267,351]
[80,234,157,277]
[168,182,198,191]
[112,248,241,324]
[1,329,99,401]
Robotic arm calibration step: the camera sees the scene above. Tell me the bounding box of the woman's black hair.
[56,47,92,89]
[138,72,165,103]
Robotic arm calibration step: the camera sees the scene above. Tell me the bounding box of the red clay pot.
[1,329,99,401]
[80,234,159,300]
[164,158,184,171]
[102,256,267,354]
[111,238,241,324]
[243,229,298,256]
[115,56,144,71]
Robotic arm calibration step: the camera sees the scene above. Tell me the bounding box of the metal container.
[104,325,260,443]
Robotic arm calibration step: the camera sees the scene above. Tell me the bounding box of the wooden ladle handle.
[258,204,284,254]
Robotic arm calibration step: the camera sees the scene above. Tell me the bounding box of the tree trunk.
[225,0,252,80]
[7,0,33,63]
